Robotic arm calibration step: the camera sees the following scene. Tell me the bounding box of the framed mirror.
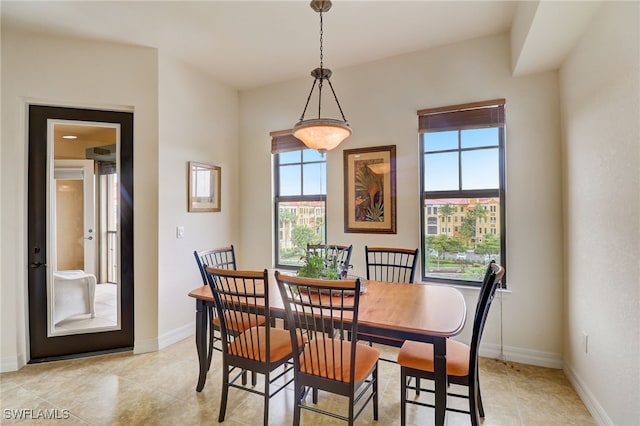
[188,161,221,212]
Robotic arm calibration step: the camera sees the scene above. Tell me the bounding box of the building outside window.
[419,99,506,285]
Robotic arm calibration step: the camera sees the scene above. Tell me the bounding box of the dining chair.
[194,245,237,283]
[307,243,353,273]
[275,272,379,425]
[193,246,237,360]
[206,267,297,426]
[365,246,419,283]
[358,246,419,354]
[397,261,505,426]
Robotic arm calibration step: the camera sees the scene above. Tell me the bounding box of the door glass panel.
[48,121,120,336]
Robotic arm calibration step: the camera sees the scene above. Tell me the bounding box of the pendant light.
[293,0,351,153]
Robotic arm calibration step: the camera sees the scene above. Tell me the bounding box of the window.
[419,99,506,286]
[271,130,326,268]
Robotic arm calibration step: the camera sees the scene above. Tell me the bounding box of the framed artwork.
[188,161,221,212]
[343,145,396,233]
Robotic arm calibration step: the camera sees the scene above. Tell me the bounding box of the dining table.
[188,272,467,426]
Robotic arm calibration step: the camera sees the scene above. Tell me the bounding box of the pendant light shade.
[294,0,351,152]
[293,118,352,152]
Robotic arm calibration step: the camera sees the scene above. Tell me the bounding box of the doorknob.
[84,236,93,240]
[30,261,46,268]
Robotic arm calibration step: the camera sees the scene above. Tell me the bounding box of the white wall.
[0,28,159,368]
[559,2,640,425]
[156,53,240,346]
[239,33,565,367]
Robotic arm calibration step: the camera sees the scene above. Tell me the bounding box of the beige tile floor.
[1,338,594,425]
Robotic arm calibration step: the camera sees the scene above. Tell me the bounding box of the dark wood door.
[28,105,134,361]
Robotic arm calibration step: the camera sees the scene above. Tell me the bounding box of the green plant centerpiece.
[297,250,350,280]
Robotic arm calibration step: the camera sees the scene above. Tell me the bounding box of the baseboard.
[157,322,195,350]
[564,361,613,425]
[1,353,25,373]
[479,342,563,369]
[130,322,196,355]
[133,336,159,354]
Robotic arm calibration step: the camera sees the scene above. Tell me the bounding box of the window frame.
[418,100,506,287]
[273,147,327,270]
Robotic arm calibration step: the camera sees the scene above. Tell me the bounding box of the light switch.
[176,226,185,239]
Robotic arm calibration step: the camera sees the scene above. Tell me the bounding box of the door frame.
[28,105,134,361]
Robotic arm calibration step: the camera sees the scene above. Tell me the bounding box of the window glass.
[424,152,458,191]
[461,148,499,189]
[461,128,498,148]
[279,164,301,196]
[425,131,457,151]
[279,150,301,164]
[275,148,326,268]
[277,201,325,267]
[419,102,505,286]
[303,163,326,195]
[303,149,324,162]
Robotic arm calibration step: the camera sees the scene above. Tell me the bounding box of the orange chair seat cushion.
[229,326,299,363]
[212,312,265,332]
[299,337,379,383]
[397,339,469,377]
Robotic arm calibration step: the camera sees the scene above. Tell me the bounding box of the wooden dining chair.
[397,261,505,426]
[358,246,419,354]
[206,267,297,426]
[275,272,379,426]
[307,243,353,273]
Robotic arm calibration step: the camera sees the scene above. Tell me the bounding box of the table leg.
[433,337,447,426]
[195,299,209,392]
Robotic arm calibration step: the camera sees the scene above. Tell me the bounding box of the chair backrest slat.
[365,246,418,283]
[469,262,504,376]
[205,267,269,362]
[194,245,237,284]
[275,273,361,383]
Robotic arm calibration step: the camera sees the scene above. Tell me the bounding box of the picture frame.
[343,145,396,233]
[188,161,221,212]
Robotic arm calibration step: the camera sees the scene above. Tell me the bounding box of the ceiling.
[1,1,601,91]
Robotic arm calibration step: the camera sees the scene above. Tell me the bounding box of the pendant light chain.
[317,10,324,120]
[293,0,352,152]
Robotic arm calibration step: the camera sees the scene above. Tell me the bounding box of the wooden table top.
[189,274,466,340]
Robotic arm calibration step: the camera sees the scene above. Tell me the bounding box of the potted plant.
[297,250,350,280]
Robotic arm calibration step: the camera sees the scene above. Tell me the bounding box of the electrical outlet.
[582,332,588,354]
[176,226,185,239]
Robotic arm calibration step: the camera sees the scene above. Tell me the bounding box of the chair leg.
[207,307,215,371]
[312,387,318,404]
[477,377,485,418]
[372,363,379,420]
[400,367,407,426]
[415,377,421,396]
[348,395,355,426]
[242,370,247,385]
[219,363,229,422]
[293,384,303,426]
[469,376,480,426]
[263,372,269,426]
[252,371,258,386]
